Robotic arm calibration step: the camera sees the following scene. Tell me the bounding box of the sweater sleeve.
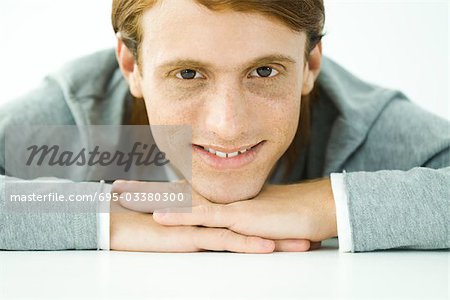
[0,175,101,250]
[0,77,99,250]
[339,99,450,252]
[343,166,450,252]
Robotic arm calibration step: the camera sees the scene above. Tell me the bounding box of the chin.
[191,174,266,204]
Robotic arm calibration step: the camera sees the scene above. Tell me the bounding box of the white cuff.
[96,180,111,251]
[330,172,353,252]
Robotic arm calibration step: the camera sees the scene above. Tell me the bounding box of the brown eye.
[176,69,204,80]
[250,66,279,78]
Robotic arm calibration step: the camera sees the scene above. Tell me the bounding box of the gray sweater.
[0,49,449,252]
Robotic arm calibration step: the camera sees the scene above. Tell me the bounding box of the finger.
[111,180,202,213]
[111,180,208,207]
[274,239,311,252]
[114,193,187,213]
[111,180,139,194]
[192,227,275,254]
[153,204,234,228]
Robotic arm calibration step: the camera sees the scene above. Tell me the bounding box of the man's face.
[135,0,309,203]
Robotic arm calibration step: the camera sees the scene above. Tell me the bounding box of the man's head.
[113,0,324,203]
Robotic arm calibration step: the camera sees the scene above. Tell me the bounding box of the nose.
[202,79,249,141]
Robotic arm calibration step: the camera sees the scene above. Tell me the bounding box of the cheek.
[142,79,206,125]
[266,97,300,151]
[245,80,301,147]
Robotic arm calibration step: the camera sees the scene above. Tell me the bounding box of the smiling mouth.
[191,141,265,169]
[195,142,261,158]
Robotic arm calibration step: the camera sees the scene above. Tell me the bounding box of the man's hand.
[110,180,318,253]
[151,178,337,243]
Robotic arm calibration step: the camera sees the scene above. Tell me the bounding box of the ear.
[116,35,144,98]
[301,41,322,96]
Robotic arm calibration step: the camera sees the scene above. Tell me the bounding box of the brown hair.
[112,0,325,180]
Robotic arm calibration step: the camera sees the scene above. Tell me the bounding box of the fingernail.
[111,180,125,192]
[112,180,125,186]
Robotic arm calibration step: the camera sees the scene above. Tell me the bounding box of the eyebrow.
[156,54,297,72]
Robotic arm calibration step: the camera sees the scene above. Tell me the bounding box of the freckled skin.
[133,0,311,203]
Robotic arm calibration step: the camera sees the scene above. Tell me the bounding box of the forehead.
[140,0,306,68]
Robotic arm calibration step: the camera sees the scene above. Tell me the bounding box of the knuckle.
[198,204,215,224]
[225,204,239,229]
[243,236,258,249]
[217,229,234,250]
[197,204,211,215]
[217,228,231,241]
[218,229,253,253]
[190,227,203,250]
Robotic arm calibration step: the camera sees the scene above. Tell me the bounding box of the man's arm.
[0,175,101,250]
[332,165,450,252]
[333,96,450,252]
[331,151,450,252]
[151,99,450,251]
[0,78,101,250]
[151,166,449,252]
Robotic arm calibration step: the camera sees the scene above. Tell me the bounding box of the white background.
[0,0,449,120]
[2,239,449,300]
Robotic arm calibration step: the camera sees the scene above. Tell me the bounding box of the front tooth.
[228,151,239,158]
[215,150,227,158]
[208,148,216,154]
[239,149,247,154]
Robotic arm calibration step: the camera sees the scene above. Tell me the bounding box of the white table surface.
[1,238,448,300]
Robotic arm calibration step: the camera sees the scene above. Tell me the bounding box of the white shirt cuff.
[330,172,353,252]
[96,180,111,251]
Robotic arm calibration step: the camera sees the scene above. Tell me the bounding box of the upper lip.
[193,141,263,153]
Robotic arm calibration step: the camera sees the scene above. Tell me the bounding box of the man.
[0,0,448,253]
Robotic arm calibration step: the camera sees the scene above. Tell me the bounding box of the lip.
[192,141,265,170]
[194,142,261,154]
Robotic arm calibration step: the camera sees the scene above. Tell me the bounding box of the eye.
[176,69,204,80]
[249,66,279,78]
